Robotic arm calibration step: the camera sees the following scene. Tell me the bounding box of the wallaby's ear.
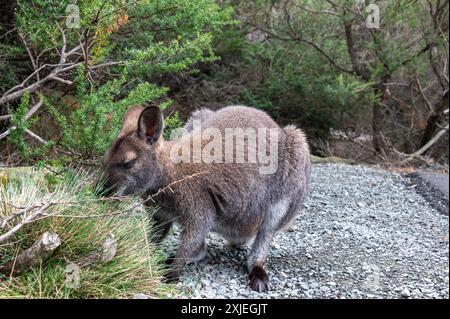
[120,105,144,136]
[138,106,164,145]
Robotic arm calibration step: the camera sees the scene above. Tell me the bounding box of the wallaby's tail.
[273,125,311,231]
[281,125,311,182]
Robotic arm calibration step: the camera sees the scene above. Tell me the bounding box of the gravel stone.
[401,288,411,298]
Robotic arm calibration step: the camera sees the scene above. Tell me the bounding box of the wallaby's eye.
[120,159,136,169]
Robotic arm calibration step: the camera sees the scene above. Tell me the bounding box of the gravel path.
[164,163,449,299]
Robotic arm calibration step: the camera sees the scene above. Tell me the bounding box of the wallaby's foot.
[186,245,208,264]
[248,265,270,292]
[227,242,247,251]
[162,254,179,282]
[162,270,180,283]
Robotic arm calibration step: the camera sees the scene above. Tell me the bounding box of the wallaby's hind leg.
[247,198,290,292]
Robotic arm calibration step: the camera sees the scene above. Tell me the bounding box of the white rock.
[400,288,411,298]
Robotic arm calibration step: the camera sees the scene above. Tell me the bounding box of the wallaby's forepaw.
[162,269,180,283]
[164,254,176,266]
[162,255,180,283]
[248,266,270,292]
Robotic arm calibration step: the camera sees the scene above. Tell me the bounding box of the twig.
[0,231,61,275]
[89,61,125,70]
[49,75,74,86]
[18,33,39,81]
[0,204,39,228]
[350,140,387,162]
[0,202,54,243]
[0,25,84,106]
[0,100,46,143]
[0,99,44,140]
[0,27,17,40]
[248,22,354,75]
[401,124,449,163]
[142,171,208,205]
[295,2,338,16]
[415,77,435,113]
[25,129,48,144]
[26,172,208,221]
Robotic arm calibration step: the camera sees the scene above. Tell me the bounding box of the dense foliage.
[1,0,233,160]
[0,0,448,163]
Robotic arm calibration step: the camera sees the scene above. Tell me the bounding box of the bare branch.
[89,61,125,70]
[0,202,54,243]
[25,129,48,144]
[2,64,50,98]
[49,75,74,86]
[294,2,338,16]
[0,231,61,275]
[324,0,365,18]
[1,204,39,228]
[0,25,84,106]
[415,77,435,113]
[18,33,39,81]
[0,98,44,140]
[401,124,449,163]
[56,23,68,66]
[248,23,354,75]
[0,27,17,40]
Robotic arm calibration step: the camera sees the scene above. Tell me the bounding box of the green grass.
[0,168,177,299]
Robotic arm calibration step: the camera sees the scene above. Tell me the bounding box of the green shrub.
[48,66,169,158]
[234,43,373,138]
[4,0,233,161]
[163,111,184,140]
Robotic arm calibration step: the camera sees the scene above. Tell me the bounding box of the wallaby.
[100,105,311,292]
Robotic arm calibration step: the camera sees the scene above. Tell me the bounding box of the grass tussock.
[0,168,175,299]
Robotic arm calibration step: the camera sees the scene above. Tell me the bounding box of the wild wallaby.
[100,105,311,292]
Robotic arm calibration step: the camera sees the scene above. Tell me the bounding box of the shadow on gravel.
[405,173,449,216]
